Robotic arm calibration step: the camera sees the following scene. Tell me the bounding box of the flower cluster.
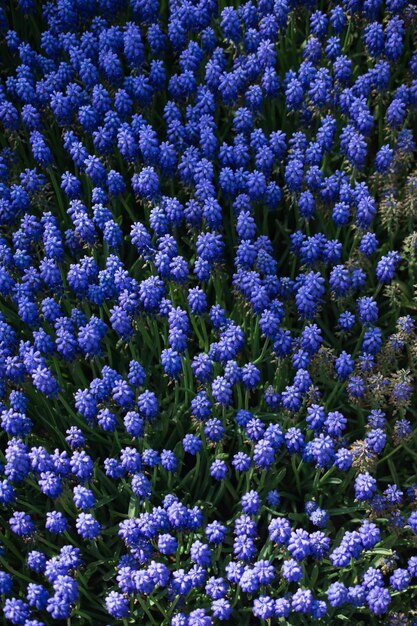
[0,0,416,623]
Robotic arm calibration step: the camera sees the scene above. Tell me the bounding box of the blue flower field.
[0,0,417,623]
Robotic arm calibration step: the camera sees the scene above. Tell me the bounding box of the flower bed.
[0,0,417,624]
